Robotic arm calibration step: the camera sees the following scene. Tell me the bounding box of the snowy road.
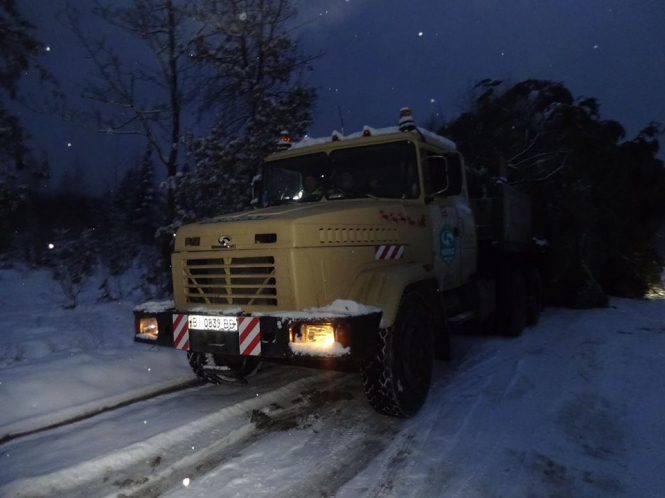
[1,270,664,498]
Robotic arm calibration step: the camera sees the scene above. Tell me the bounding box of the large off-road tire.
[495,266,526,337]
[525,266,543,326]
[187,352,261,385]
[360,294,435,417]
[460,276,495,335]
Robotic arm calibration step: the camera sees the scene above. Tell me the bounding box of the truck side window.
[445,153,463,196]
[405,155,420,198]
[422,150,463,197]
[422,150,448,195]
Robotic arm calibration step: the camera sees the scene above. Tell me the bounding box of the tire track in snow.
[0,378,202,446]
[357,336,525,498]
[166,378,405,498]
[128,379,386,498]
[339,338,506,498]
[433,359,522,498]
[266,388,401,498]
[355,339,500,498]
[0,372,347,498]
[357,310,587,498]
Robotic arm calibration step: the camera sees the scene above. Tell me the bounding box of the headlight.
[138,317,159,339]
[291,323,335,345]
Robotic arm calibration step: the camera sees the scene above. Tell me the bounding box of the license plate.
[188,315,238,332]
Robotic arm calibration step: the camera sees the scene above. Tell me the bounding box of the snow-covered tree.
[443,79,665,304]
[101,148,163,276]
[170,0,317,222]
[125,148,162,245]
[46,228,97,308]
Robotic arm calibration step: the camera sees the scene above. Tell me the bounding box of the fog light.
[293,324,335,345]
[138,317,159,340]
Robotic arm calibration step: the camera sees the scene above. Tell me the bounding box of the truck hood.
[175,200,413,251]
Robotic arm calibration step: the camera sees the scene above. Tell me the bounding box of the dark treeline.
[0,0,317,305]
[440,79,665,307]
[1,149,166,306]
[1,0,663,308]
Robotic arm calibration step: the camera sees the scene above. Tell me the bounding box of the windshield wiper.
[266,199,300,206]
[267,197,322,206]
[327,191,378,200]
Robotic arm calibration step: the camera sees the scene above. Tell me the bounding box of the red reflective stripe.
[182,340,189,350]
[239,317,258,344]
[240,321,260,352]
[173,314,185,329]
[174,326,188,348]
[245,338,261,357]
[385,245,397,259]
[243,332,262,356]
[375,245,385,259]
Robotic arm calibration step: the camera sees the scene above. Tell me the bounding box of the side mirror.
[428,156,449,196]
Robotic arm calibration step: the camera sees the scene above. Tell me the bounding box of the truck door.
[422,150,463,291]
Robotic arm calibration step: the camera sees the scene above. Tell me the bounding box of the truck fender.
[348,263,436,328]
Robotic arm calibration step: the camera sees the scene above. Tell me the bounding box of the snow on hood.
[179,300,381,320]
[189,306,243,315]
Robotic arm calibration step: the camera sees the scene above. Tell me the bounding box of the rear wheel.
[495,266,526,337]
[187,352,261,385]
[360,294,434,417]
[461,276,495,335]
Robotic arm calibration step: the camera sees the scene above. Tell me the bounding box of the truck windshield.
[328,141,419,200]
[262,141,418,206]
[263,152,328,206]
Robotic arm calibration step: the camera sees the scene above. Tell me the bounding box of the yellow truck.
[134,109,542,417]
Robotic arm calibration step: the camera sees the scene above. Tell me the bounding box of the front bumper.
[134,309,382,361]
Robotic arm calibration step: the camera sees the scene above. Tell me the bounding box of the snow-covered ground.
[1,266,664,497]
[0,266,192,439]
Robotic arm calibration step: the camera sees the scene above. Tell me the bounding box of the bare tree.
[61,0,202,224]
[171,0,318,221]
[190,0,318,135]
[58,0,318,235]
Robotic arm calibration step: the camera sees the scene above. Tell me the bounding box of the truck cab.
[135,109,540,417]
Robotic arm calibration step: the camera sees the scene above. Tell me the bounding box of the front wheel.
[187,352,261,385]
[360,294,434,417]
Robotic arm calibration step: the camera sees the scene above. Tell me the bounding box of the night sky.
[17,0,665,192]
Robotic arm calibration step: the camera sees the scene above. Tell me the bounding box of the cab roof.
[266,126,457,162]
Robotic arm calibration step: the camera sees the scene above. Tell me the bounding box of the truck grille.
[183,256,277,306]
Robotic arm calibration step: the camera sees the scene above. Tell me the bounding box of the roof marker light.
[399,107,416,132]
[277,130,292,150]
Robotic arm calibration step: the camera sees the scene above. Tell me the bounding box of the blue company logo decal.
[439,223,456,266]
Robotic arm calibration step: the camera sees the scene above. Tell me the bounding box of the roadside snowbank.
[0,266,191,438]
